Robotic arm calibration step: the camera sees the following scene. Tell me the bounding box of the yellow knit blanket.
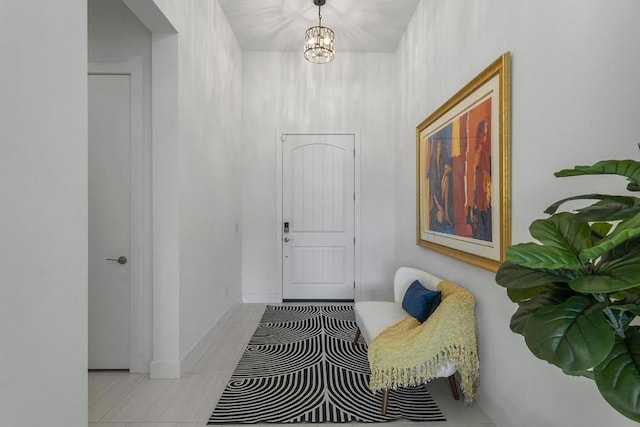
[368,280,480,404]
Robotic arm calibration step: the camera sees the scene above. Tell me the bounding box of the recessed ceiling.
[218,0,420,53]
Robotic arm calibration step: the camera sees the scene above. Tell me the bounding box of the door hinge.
[354,237,356,245]
[353,281,356,288]
[354,148,356,157]
[353,192,356,201]
[281,135,286,142]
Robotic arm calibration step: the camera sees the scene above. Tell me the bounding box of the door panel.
[282,134,354,300]
[88,74,131,369]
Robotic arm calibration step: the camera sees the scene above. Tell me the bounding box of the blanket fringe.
[370,344,479,404]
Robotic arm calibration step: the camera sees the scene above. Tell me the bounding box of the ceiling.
[217,0,420,53]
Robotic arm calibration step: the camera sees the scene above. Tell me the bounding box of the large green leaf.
[529,213,591,254]
[574,249,640,293]
[599,235,640,263]
[601,246,640,277]
[574,203,640,222]
[524,296,615,371]
[545,194,640,220]
[510,288,575,334]
[580,213,640,261]
[554,159,640,185]
[506,243,583,271]
[594,327,640,422]
[508,286,547,303]
[495,262,567,289]
[570,275,640,294]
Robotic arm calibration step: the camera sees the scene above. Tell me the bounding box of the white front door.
[282,134,355,300]
[88,73,131,369]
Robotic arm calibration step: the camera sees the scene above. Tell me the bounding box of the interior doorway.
[88,61,149,372]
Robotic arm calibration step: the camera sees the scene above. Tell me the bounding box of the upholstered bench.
[354,266,478,414]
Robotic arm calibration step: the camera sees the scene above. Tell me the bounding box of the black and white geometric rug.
[208,305,446,424]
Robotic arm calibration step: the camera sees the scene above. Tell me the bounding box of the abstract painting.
[417,53,511,271]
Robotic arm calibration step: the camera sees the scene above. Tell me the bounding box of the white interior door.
[282,134,355,300]
[88,73,131,369]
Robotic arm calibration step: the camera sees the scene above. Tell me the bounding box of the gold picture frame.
[416,52,511,272]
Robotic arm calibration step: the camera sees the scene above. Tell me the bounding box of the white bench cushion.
[354,301,408,344]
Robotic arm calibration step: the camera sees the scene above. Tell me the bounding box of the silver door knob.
[283,237,294,243]
[106,256,128,265]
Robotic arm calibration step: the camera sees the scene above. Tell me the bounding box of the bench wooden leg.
[353,327,361,345]
[448,375,460,400]
[382,388,389,415]
[378,376,457,415]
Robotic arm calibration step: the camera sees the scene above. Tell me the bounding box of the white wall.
[242,52,396,302]
[0,1,88,426]
[152,0,244,361]
[394,1,640,426]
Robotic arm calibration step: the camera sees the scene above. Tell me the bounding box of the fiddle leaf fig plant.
[495,159,640,422]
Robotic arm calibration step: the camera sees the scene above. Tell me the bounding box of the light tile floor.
[89,303,496,427]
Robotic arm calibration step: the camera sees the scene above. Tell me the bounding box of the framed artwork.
[416,52,511,272]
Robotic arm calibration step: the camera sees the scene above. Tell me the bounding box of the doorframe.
[89,60,151,373]
[275,130,361,302]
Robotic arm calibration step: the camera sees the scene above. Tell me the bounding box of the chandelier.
[304,0,335,64]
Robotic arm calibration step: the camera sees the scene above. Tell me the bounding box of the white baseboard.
[179,303,238,376]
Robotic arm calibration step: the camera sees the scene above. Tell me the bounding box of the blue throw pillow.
[401,280,442,323]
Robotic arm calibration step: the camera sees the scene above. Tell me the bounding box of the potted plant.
[495,159,640,421]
